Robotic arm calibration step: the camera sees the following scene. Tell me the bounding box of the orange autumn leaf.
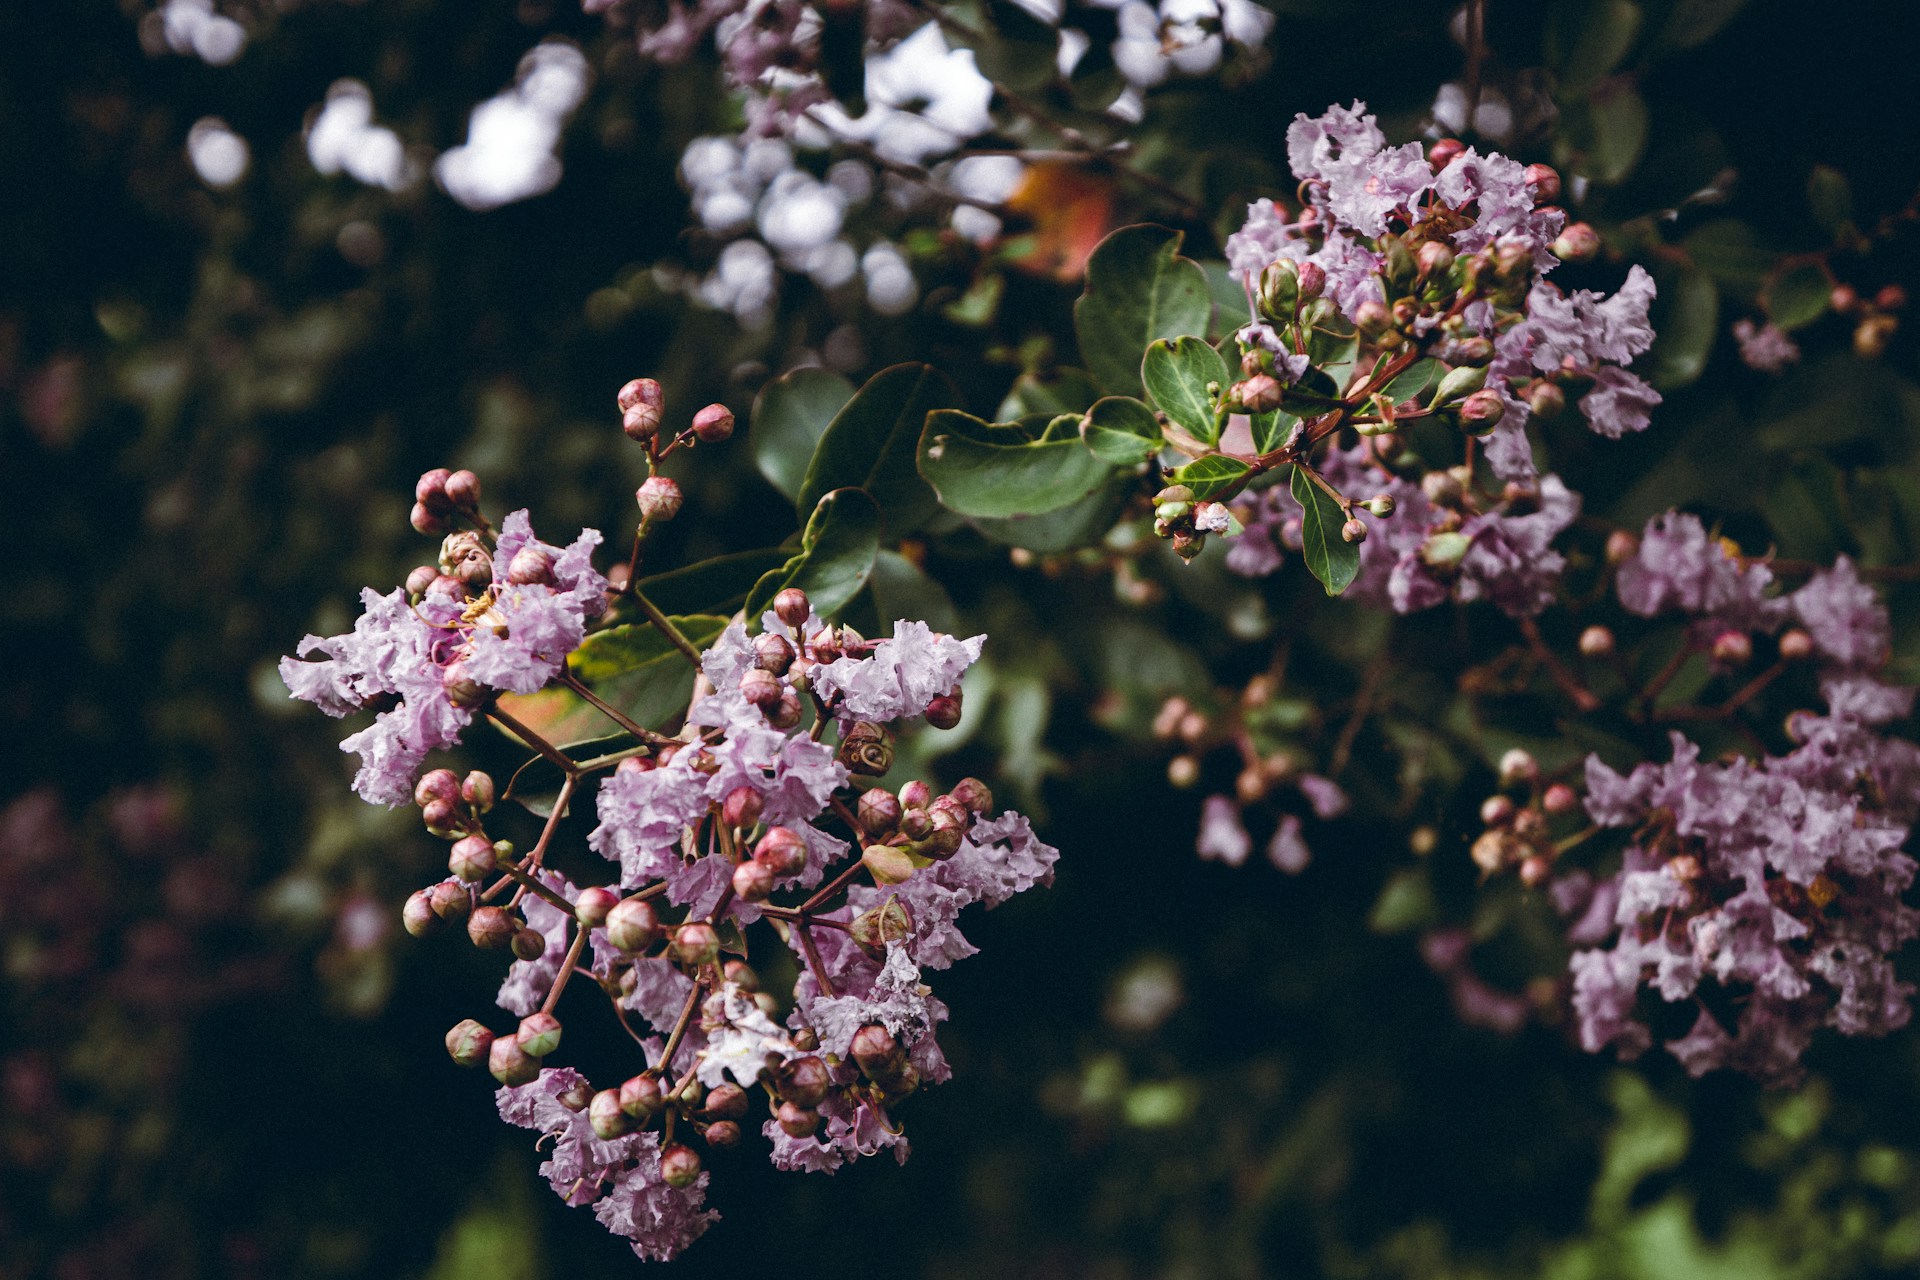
[1000,161,1117,283]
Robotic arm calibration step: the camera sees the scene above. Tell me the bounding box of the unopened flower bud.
[416,468,455,514]
[925,691,963,729]
[1523,163,1561,204]
[444,470,481,512]
[753,632,795,676]
[754,827,809,877]
[1419,471,1464,509]
[1235,373,1284,413]
[704,1120,742,1148]
[850,1023,905,1081]
[776,1055,831,1107]
[1519,854,1553,888]
[660,1144,702,1189]
[1831,283,1861,314]
[862,843,918,884]
[703,1082,749,1122]
[1341,517,1368,544]
[1458,389,1506,432]
[449,770,493,814]
[1543,783,1579,816]
[510,927,545,961]
[739,667,782,710]
[411,499,449,537]
[403,889,440,937]
[406,564,439,596]
[623,402,661,442]
[1296,261,1327,301]
[851,899,914,957]
[776,1101,821,1137]
[949,776,993,815]
[637,475,682,523]
[1711,629,1753,666]
[1353,299,1392,338]
[468,905,517,950]
[1432,363,1488,405]
[590,1088,633,1139]
[1779,628,1814,661]
[899,806,933,841]
[620,1073,664,1120]
[1257,259,1299,317]
[420,797,467,838]
[838,721,894,776]
[1168,754,1200,787]
[516,1011,562,1058]
[1429,138,1466,168]
[1363,494,1396,518]
[488,1034,540,1086]
[448,834,497,882]
[569,886,617,929]
[772,589,811,631]
[671,922,720,967]
[1551,222,1601,263]
[1877,285,1907,312]
[768,688,802,729]
[1383,236,1418,290]
[715,786,762,833]
[606,897,662,952]
[1480,795,1515,827]
[446,1019,495,1067]
[1498,749,1539,787]
[732,858,775,902]
[899,780,931,810]
[429,880,471,922]
[1416,240,1455,279]
[1573,625,1614,659]
[852,792,900,841]
[691,403,735,443]
[618,377,662,413]
[1526,381,1567,420]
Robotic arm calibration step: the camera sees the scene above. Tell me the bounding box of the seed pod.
[838,721,893,776]
[851,899,915,957]
[467,905,517,950]
[775,1055,831,1108]
[510,927,545,961]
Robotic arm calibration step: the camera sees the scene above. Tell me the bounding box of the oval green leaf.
[1290,466,1360,596]
[745,487,882,621]
[1142,336,1228,444]
[1073,224,1212,396]
[752,367,854,502]
[797,363,960,534]
[1081,395,1164,465]
[918,409,1113,519]
[1171,455,1253,502]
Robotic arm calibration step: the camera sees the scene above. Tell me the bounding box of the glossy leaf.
[1171,455,1253,502]
[751,367,853,502]
[1653,0,1749,51]
[1248,408,1298,455]
[997,367,1102,420]
[1683,219,1773,299]
[1380,359,1442,406]
[1648,266,1719,389]
[918,409,1113,518]
[1202,260,1252,333]
[1073,224,1212,396]
[494,615,728,754]
[797,363,960,534]
[869,550,958,634]
[970,476,1131,553]
[1808,164,1855,240]
[1767,262,1830,331]
[631,548,792,617]
[1142,336,1228,443]
[745,487,882,621]
[1291,466,1359,595]
[1546,0,1643,91]
[1081,395,1164,465]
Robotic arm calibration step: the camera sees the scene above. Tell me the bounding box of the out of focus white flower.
[156,0,245,67]
[810,24,993,167]
[945,154,1026,243]
[306,81,416,192]
[186,116,248,188]
[863,242,917,316]
[435,41,590,212]
[697,239,779,329]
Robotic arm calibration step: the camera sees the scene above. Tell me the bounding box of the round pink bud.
[850,1023,905,1081]
[773,588,811,629]
[405,564,439,596]
[442,662,486,709]
[1551,222,1601,263]
[637,475,683,523]
[468,906,517,950]
[402,890,439,938]
[776,1101,821,1138]
[1498,749,1539,787]
[1831,284,1861,314]
[573,886,619,929]
[723,958,759,991]
[505,545,554,586]
[1235,374,1284,413]
[446,1019,495,1068]
[428,881,471,922]
[925,692,963,730]
[660,1144,702,1189]
[412,498,450,535]
[1340,518,1368,544]
[618,377,663,413]
[949,777,993,816]
[620,1073,665,1120]
[721,785,764,830]
[1416,240,1455,278]
[448,834,497,882]
[1711,629,1753,666]
[509,927,545,962]
[488,1034,540,1086]
[739,666,783,710]
[1458,389,1506,432]
[1779,628,1814,661]
[806,626,843,662]
[691,403,735,443]
[1353,299,1391,337]
[1526,380,1567,420]
[1543,783,1580,816]
[768,688,803,730]
[703,1083,749,1122]
[671,921,719,967]
[1429,138,1466,168]
[606,897,662,952]
[857,789,902,836]
[426,573,468,601]
[1519,854,1553,888]
[776,1055,831,1108]
[415,468,455,514]
[704,1121,742,1148]
[420,797,468,838]
[732,859,775,902]
[460,771,495,812]
[753,632,795,675]
[1480,795,1515,827]
[1295,260,1327,301]
[444,470,481,512]
[1604,530,1639,565]
[1878,284,1908,312]
[754,827,809,877]
[555,1076,594,1112]
[590,1088,633,1139]
[1523,163,1561,203]
[622,402,662,442]
[517,1011,562,1058]
[899,807,933,840]
[898,780,931,810]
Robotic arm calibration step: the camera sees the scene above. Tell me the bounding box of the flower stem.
[542,927,590,1015]
[632,588,705,669]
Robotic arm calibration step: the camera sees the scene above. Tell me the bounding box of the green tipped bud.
[446,1019,495,1067]
[591,1088,633,1139]
[1340,518,1368,544]
[1431,363,1488,405]
[660,1144,702,1189]
[488,1034,540,1086]
[1421,530,1473,569]
[1363,494,1397,518]
[1382,236,1417,289]
[1257,259,1299,318]
[1551,223,1601,263]
[517,1012,562,1059]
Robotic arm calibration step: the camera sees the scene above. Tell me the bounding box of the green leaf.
[1565,86,1650,185]
[751,367,854,502]
[745,487,882,621]
[968,477,1130,553]
[1653,0,1749,51]
[1369,867,1439,934]
[1142,336,1228,443]
[1546,0,1643,91]
[1380,359,1442,405]
[797,363,960,534]
[494,615,729,755]
[1767,262,1830,331]
[1647,266,1718,389]
[969,0,1059,91]
[918,409,1113,518]
[1073,224,1212,396]
[1808,164,1855,240]
[1171,455,1252,502]
[1683,219,1773,299]
[569,618,728,683]
[1248,408,1298,455]
[1202,260,1252,333]
[631,548,792,616]
[1081,395,1164,465]
[996,367,1102,420]
[868,550,958,633]
[1290,466,1359,595]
